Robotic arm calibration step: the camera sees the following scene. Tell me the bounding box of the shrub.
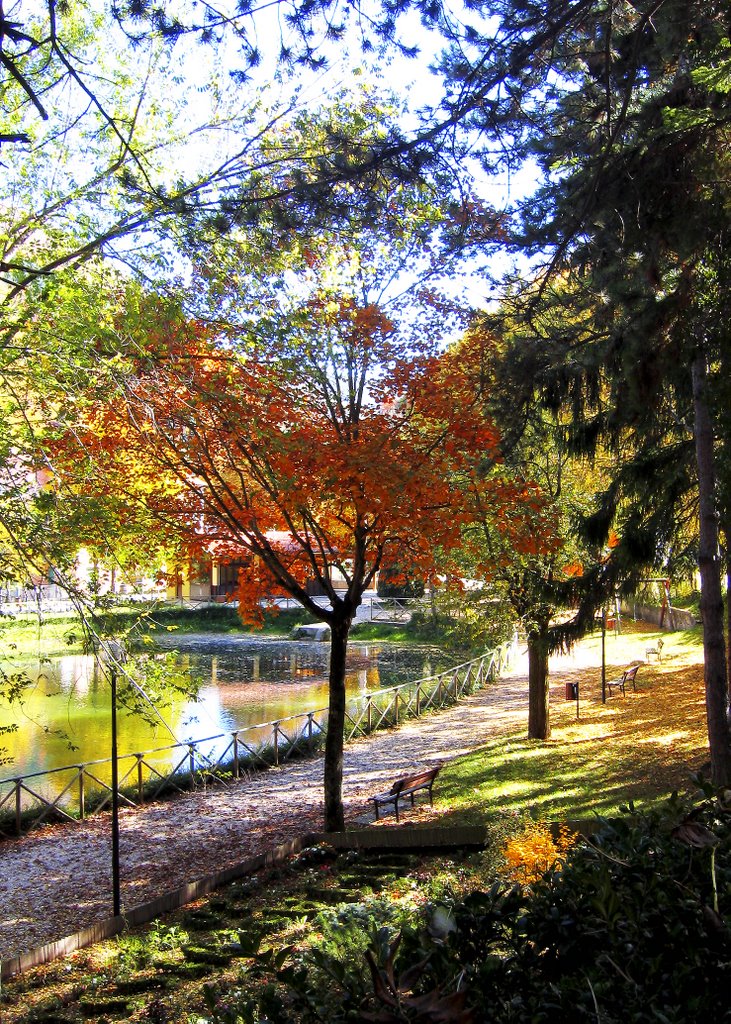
[501,820,575,886]
[196,787,731,1023]
[376,567,425,599]
[445,786,731,1022]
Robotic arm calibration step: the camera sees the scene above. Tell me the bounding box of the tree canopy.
[45,185,544,828]
[486,0,731,784]
[4,0,731,790]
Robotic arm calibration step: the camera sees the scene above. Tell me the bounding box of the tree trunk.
[323,614,351,831]
[724,526,731,725]
[724,548,728,733]
[527,631,550,739]
[692,353,731,787]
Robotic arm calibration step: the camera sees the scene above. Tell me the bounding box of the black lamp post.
[102,638,125,917]
[601,607,607,704]
[110,663,121,917]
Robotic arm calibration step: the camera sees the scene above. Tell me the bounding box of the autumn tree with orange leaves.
[50,199,541,830]
[456,321,615,740]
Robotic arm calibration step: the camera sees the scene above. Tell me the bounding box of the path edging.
[0,825,487,980]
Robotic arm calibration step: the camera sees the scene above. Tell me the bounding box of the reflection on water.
[0,635,452,784]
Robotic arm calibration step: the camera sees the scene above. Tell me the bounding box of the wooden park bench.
[607,664,639,698]
[371,765,442,822]
[645,638,664,662]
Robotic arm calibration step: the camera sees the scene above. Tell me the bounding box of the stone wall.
[621,602,697,630]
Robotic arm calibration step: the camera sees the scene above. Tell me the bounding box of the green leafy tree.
[454,323,608,739]
[519,3,731,786]
[383,0,731,782]
[0,254,190,728]
[46,177,532,831]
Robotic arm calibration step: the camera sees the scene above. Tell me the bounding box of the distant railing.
[0,584,165,616]
[0,636,517,838]
[0,583,78,616]
[364,597,425,622]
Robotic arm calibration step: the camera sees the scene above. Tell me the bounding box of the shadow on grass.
[671,627,704,647]
[437,653,708,825]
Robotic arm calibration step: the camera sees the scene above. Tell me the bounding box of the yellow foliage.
[501,821,575,886]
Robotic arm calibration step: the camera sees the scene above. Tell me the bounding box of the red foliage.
[48,297,551,623]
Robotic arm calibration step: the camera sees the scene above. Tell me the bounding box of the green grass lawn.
[0,612,84,658]
[0,604,313,659]
[430,624,709,825]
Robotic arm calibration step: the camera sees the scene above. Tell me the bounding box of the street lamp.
[101,639,125,917]
[601,606,607,704]
[110,662,121,916]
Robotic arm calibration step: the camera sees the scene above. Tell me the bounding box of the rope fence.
[0,636,518,838]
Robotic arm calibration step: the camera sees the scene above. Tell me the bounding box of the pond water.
[0,635,454,789]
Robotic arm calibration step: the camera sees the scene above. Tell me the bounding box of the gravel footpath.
[0,643,590,962]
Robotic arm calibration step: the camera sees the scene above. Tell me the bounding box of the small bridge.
[288,596,425,638]
[358,597,424,623]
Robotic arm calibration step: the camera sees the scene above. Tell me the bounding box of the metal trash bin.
[565,681,578,700]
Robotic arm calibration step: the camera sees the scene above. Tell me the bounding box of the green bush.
[199,786,731,1023]
[431,785,731,1022]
